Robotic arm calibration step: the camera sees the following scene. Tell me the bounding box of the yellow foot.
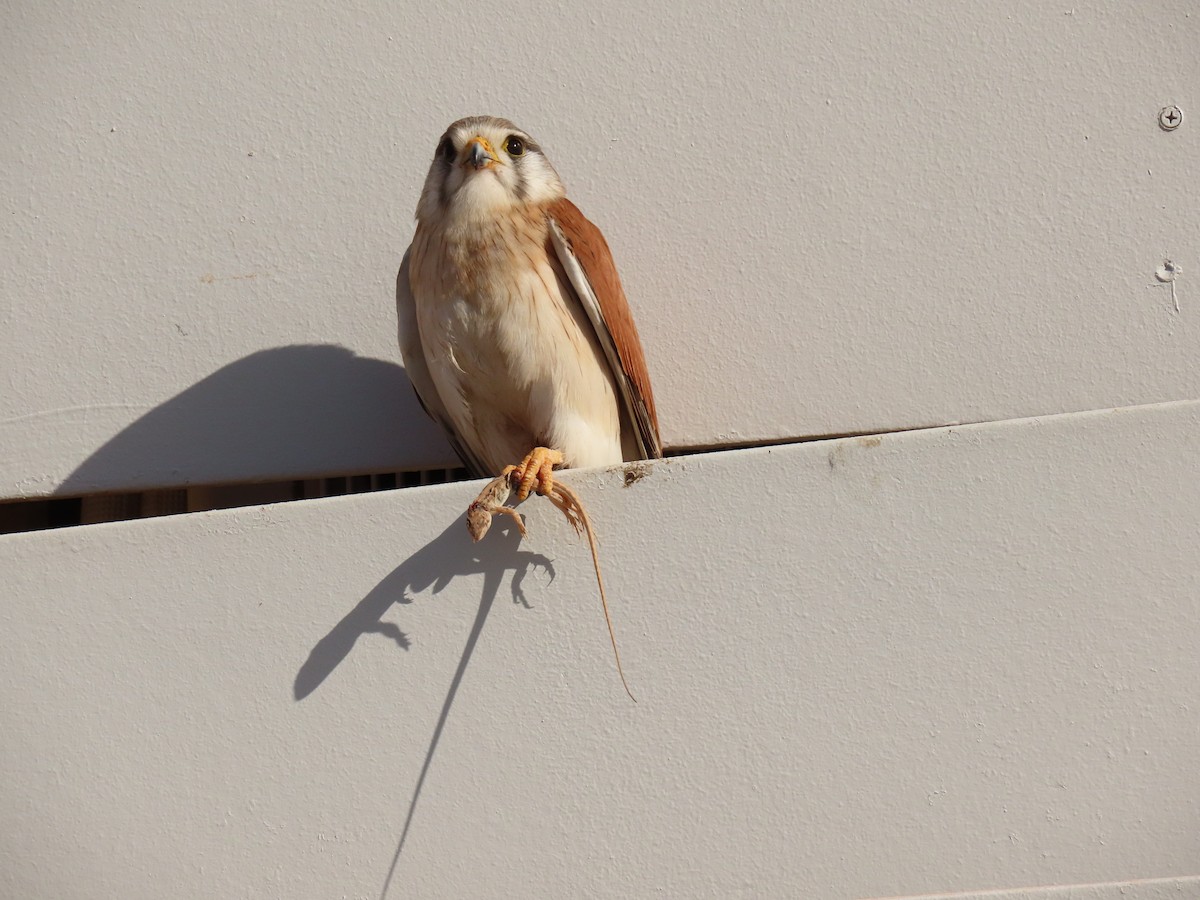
[502,447,565,502]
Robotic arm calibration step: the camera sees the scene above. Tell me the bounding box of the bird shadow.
[292,512,554,900]
[58,343,453,496]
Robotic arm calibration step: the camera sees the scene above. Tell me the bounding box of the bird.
[396,115,662,503]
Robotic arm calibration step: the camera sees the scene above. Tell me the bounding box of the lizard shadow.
[292,511,553,900]
[294,514,553,702]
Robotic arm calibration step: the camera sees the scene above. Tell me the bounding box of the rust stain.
[623,462,653,487]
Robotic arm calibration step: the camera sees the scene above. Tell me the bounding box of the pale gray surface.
[885,876,1200,900]
[3,400,1198,898]
[2,1,1198,498]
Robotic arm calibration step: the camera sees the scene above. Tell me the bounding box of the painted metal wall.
[3,402,1199,897]
[2,0,1196,496]
[2,1,1197,897]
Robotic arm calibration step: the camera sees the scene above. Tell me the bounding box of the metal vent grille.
[0,467,471,536]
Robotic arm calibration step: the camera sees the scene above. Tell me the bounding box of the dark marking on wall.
[623,462,652,487]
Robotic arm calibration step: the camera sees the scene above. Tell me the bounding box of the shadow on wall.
[57,344,454,496]
[294,516,552,701]
[295,517,554,898]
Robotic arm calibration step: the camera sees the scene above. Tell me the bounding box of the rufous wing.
[547,198,662,461]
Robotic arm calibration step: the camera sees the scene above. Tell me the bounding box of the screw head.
[1159,106,1182,131]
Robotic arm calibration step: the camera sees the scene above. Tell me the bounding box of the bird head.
[416,116,565,227]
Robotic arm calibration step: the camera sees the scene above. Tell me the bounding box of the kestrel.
[397,115,662,502]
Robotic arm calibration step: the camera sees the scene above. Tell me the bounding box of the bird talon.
[507,447,565,502]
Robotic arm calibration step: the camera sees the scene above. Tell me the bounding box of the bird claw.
[505,447,565,502]
[469,447,564,541]
[462,460,636,702]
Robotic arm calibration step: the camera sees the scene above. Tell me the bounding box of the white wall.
[3,402,1199,897]
[2,1,1198,897]
[2,0,1196,496]
[897,879,1200,900]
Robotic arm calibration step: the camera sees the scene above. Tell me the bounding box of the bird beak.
[465,136,498,170]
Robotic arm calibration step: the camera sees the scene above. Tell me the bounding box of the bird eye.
[505,136,525,156]
[437,137,455,163]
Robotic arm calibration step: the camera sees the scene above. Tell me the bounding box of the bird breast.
[409,208,623,473]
